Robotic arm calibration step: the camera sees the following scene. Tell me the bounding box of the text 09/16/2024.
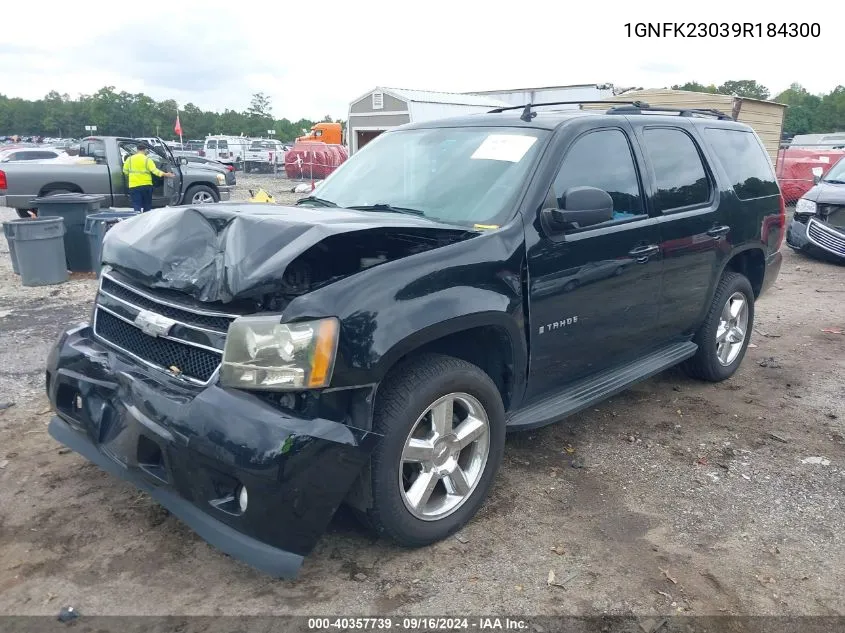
[624,22,821,38]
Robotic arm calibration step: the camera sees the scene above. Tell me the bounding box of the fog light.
[238,485,248,513]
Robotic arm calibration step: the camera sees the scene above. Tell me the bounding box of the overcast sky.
[1,0,836,121]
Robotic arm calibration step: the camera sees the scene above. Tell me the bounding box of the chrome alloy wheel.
[192,190,215,203]
[399,392,491,521]
[716,291,749,366]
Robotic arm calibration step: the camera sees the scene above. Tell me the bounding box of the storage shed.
[584,89,788,165]
[467,83,615,109]
[347,87,510,154]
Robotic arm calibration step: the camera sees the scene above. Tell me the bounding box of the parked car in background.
[182,155,237,186]
[787,156,845,263]
[244,139,286,173]
[0,147,66,162]
[201,135,251,168]
[0,135,234,216]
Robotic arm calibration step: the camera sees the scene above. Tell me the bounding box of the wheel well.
[725,249,765,297]
[38,182,82,197]
[386,326,515,410]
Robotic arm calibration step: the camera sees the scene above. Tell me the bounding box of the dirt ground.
[0,176,843,617]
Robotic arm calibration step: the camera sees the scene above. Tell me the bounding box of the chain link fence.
[776,142,845,207]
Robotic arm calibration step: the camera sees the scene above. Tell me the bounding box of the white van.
[201,135,251,167]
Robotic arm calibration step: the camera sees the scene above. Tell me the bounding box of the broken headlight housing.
[795,198,817,216]
[220,316,339,390]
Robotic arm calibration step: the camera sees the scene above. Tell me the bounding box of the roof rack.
[488,100,734,122]
[487,100,644,123]
[605,104,733,120]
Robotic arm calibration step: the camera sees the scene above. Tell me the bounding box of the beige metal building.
[584,89,787,165]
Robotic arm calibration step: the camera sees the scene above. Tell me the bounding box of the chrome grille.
[93,273,238,384]
[807,219,845,256]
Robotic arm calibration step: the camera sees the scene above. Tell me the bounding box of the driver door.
[152,137,183,207]
[524,123,664,402]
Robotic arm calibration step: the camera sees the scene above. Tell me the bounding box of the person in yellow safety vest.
[123,142,175,212]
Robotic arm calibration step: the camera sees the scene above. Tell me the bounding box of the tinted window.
[643,128,710,212]
[552,129,644,222]
[206,140,217,149]
[218,140,229,149]
[704,128,779,199]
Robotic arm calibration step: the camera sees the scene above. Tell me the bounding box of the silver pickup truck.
[0,136,235,217]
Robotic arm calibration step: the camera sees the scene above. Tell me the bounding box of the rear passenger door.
[525,122,664,401]
[631,121,728,337]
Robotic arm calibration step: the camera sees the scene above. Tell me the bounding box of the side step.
[507,341,698,430]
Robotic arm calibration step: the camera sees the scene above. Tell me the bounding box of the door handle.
[707,225,731,238]
[628,244,660,262]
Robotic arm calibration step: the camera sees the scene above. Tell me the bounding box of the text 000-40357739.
[624,22,821,38]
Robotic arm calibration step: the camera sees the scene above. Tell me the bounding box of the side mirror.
[180,157,189,166]
[92,149,106,160]
[542,186,614,233]
[811,167,823,185]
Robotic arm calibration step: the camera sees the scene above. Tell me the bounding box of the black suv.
[45,102,784,579]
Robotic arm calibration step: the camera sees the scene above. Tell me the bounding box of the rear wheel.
[683,271,754,382]
[368,354,505,546]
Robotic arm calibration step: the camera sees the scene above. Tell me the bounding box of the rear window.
[704,128,779,200]
[206,140,217,149]
[218,140,229,149]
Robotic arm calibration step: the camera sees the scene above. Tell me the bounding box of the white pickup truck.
[243,139,286,173]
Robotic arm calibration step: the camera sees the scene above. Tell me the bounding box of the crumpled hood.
[801,182,845,204]
[101,203,474,303]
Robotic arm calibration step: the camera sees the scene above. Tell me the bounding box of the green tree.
[717,79,770,100]
[0,86,321,142]
[671,82,719,94]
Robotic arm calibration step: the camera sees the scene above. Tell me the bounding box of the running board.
[507,341,698,430]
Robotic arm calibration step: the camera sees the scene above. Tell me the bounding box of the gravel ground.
[0,177,843,617]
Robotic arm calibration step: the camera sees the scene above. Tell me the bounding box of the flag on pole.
[174,113,183,137]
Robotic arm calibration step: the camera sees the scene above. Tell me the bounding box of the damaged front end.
[787,194,845,264]
[46,204,480,577]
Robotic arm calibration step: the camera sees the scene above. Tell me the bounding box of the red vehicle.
[776,147,845,203]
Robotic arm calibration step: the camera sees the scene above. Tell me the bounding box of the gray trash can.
[7,217,68,286]
[2,220,21,274]
[33,193,105,273]
[84,210,139,276]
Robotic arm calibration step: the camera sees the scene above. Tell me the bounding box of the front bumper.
[786,217,845,263]
[46,324,381,578]
[218,186,233,202]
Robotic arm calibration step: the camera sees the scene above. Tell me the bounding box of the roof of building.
[466,83,612,94]
[352,87,511,108]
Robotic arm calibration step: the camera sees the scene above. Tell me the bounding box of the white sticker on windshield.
[471,134,537,162]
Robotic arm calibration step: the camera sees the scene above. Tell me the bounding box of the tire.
[683,271,755,382]
[368,353,505,547]
[184,184,219,205]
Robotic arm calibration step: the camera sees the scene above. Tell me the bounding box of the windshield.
[310,126,549,225]
[822,157,845,182]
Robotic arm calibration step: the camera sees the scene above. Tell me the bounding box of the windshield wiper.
[346,203,425,216]
[823,179,845,184]
[295,196,337,207]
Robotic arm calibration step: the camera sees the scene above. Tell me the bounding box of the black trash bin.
[33,193,105,272]
[84,210,139,276]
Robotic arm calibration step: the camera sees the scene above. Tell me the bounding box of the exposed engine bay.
[100,204,476,305]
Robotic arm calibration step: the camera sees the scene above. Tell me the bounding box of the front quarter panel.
[282,220,528,390]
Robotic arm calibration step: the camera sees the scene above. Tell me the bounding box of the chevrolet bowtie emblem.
[134,310,176,337]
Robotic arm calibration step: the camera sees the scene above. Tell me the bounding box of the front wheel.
[184,184,219,205]
[368,354,505,547]
[683,271,755,382]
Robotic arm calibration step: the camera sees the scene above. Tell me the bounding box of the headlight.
[220,316,339,390]
[795,198,817,215]
[216,173,226,185]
